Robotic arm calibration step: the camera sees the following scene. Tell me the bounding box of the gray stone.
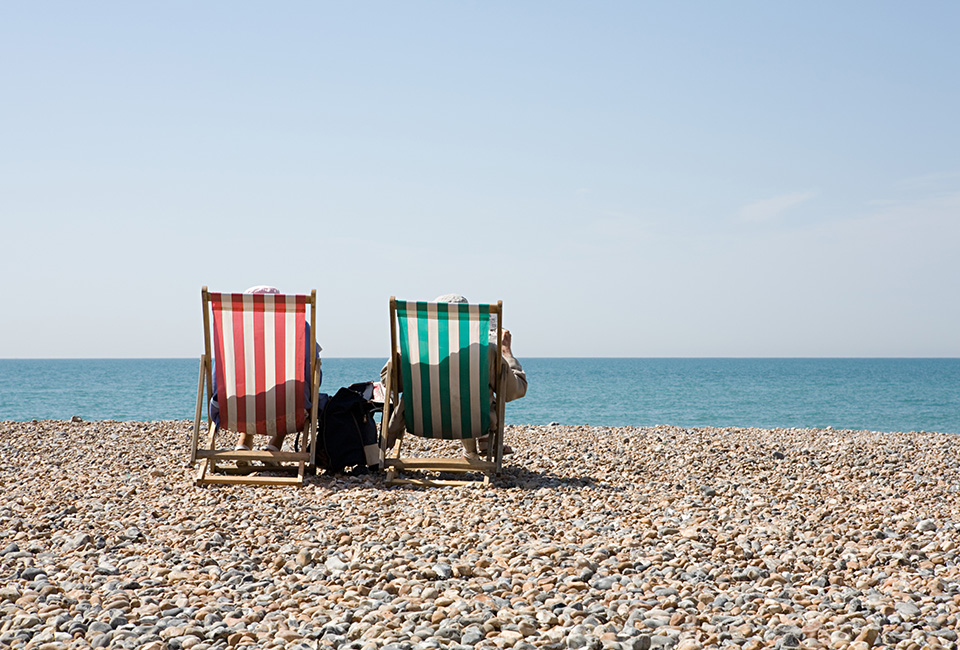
[916,519,937,532]
[568,633,601,649]
[624,636,652,650]
[97,562,119,575]
[51,614,73,631]
[67,621,88,635]
[122,527,142,540]
[591,576,618,590]
[431,627,457,641]
[773,625,802,637]
[653,588,679,597]
[137,634,164,644]
[21,567,46,581]
[780,634,800,648]
[62,533,92,552]
[88,621,113,634]
[461,627,484,645]
[894,601,921,619]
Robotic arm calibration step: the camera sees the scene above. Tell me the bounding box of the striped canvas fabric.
[396,300,492,439]
[210,292,307,436]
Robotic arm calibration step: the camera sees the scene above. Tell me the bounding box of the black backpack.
[313,382,382,474]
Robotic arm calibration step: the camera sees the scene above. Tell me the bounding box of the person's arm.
[303,321,322,407]
[210,361,220,425]
[499,329,527,402]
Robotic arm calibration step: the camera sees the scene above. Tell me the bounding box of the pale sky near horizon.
[2,2,958,358]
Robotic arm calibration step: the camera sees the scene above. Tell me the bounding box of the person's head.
[245,285,280,294]
[435,293,468,303]
[435,293,499,333]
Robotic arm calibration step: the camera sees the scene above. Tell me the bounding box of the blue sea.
[0,358,957,434]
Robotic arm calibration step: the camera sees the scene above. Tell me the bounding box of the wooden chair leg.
[392,431,404,458]
[190,356,206,467]
[195,421,218,485]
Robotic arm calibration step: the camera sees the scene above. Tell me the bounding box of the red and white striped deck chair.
[190,287,320,486]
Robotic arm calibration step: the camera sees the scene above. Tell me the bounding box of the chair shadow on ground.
[494,465,600,490]
[297,463,600,491]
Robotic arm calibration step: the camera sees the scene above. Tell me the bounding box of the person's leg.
[266,434,284,451]
[462,437,479,461]
[235,432,254,468]
[478,435,513,456]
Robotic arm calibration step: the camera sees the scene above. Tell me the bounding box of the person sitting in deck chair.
[381,293,527,459]
[210,285,322,455]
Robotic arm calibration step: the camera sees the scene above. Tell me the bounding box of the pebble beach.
[1,421,958,650]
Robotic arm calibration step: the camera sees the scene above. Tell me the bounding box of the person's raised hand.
[501,329,513,356]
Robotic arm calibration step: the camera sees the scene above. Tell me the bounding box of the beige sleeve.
[499,353,527,403]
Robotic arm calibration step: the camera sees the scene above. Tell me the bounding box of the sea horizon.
[3,356,958,360]
[1,357,957,434]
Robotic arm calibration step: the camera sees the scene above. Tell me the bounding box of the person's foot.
[477,439,513,455]
[260,444,281,468]
[235,444,251,468]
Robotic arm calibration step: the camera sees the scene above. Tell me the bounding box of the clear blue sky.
[2,2,958,358]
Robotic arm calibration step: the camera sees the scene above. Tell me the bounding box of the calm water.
[0,358,957,434]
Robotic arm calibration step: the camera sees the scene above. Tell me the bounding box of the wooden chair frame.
[379,297,505,487]
[190,286,320,487]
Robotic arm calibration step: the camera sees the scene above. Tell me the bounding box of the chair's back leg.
[191,355,206,467]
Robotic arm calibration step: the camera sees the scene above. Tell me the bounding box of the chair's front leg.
[196,420,219,483]
[379,362,394,466]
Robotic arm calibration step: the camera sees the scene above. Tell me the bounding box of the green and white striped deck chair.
[380,297,506,486]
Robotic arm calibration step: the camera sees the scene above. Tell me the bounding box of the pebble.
[917,518,938,532]
[0,420,958,650]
